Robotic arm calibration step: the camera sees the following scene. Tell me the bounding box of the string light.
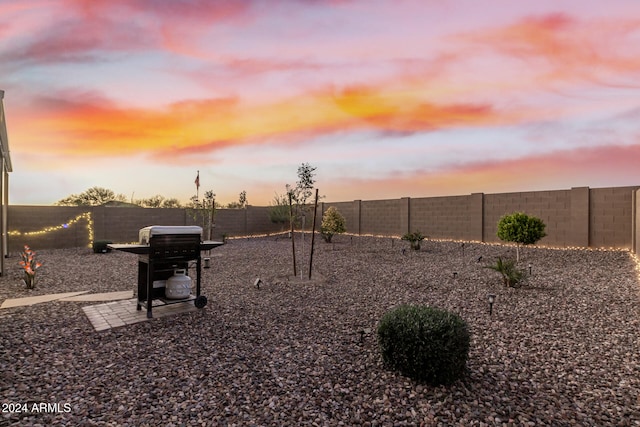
[229,231,634,253]
[631,252,640,289]
[9,212,94,248]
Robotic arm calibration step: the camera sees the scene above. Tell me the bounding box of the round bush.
[377,305,470,385]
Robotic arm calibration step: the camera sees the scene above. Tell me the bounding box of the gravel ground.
[1,234,639,426]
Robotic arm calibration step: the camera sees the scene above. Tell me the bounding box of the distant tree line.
[55,186,248,208]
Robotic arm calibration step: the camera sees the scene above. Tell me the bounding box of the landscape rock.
[1,236,639,425]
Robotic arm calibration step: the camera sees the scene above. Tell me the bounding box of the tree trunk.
[289,193,297,277]
[308,189,319,280]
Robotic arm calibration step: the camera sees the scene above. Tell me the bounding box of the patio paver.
[0,291,89,309]
[61,291,133,302]
[82,298,199,331]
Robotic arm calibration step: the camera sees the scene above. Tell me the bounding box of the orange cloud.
[331,85,500,132]
[19,83,518,162]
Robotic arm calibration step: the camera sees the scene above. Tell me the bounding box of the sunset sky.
[1,0,639,206]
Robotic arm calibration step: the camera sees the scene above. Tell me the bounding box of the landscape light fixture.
[488,294,496,316]
[204,257,211,269]
[528,263,532,275]
[453,271,458,279]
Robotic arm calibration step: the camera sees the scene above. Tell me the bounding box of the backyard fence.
[6,185,640,255]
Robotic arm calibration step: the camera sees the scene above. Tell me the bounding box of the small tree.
[285,163,317,277]
[497,212,546,262]
[56,186,127,206]
[286,162,317,225]
[320,207,346,243]
[186,190,217,239]
[227,190,248,209]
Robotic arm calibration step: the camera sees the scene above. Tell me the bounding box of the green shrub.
[401,230,425,250]
[485,257,524,287]
[377,305,470,385]
[321,206,346,243]
[497,212,546,262]
[92,240,112,254]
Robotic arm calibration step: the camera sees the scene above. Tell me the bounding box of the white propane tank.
[165,269,192,299]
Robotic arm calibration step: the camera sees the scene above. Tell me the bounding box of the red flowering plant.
[19,245,42,289]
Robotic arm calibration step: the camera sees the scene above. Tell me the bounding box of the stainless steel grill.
[109,226,223,318]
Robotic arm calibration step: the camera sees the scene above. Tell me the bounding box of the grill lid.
[139,226,203,244]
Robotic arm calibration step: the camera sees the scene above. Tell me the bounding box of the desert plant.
[377,305,470,385]
[401,230,424,250]
[19,245,42,289]
[497,212,546,262]
[320,207,346,243]
[485,257,524,287]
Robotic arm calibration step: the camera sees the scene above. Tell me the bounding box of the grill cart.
[108,226,224,318]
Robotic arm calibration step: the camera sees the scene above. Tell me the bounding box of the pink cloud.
[0,0,256,64]
[71,0,258,59]
[327,143,640,201]
[2,8,157,63]
[461,12,640,85]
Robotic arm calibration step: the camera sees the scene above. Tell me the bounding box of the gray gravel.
[1,235,639,426]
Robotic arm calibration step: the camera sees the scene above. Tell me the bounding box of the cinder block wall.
[360,199,400,236]
[7,205,281,252]
[8,205,90,250]
[7,185,640,253]
[320,201,357,234]
[212,208,246,238]
[214,206,284,238]
[347,185,637,250]
[589,187,637,249]
[483,189,572,247]
[410,194,480,241]
[95,206,187,243]
[246,207,285,236]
